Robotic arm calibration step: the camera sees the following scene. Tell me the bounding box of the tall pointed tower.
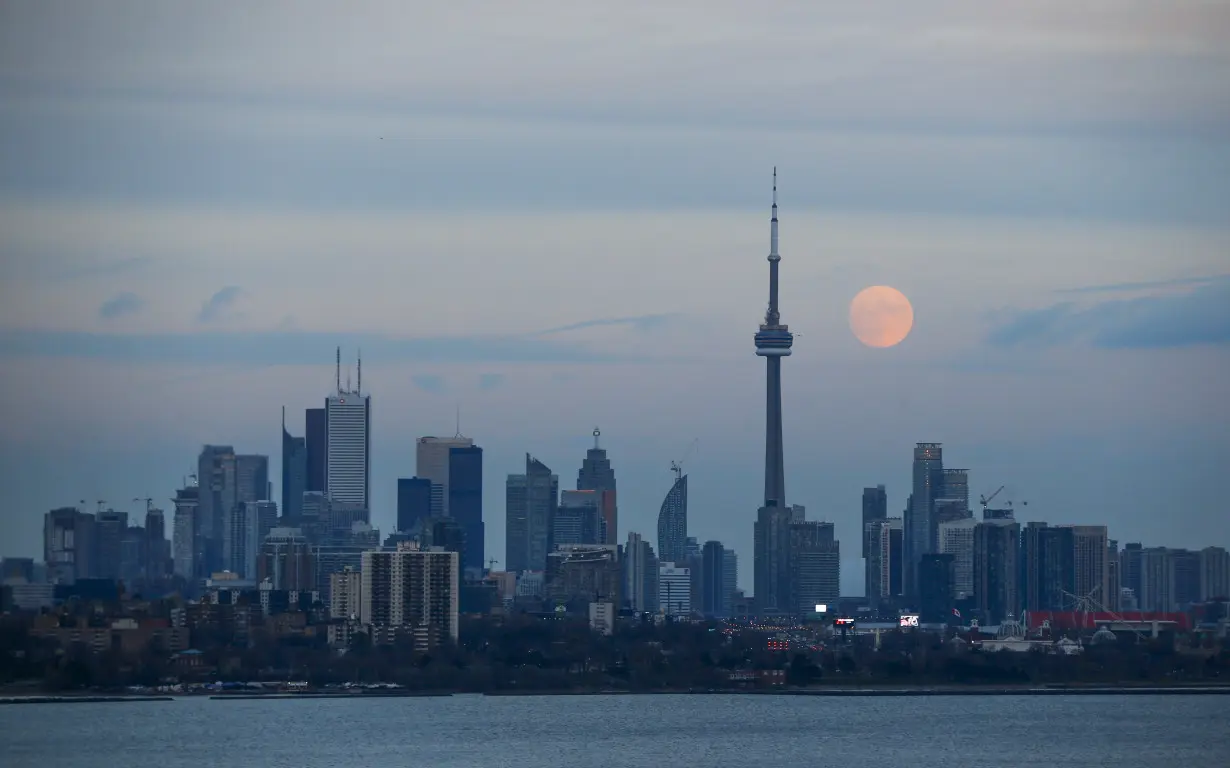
[754,168,793,509]
[753,169,795,615]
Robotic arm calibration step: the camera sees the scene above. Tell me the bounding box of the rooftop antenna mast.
[454,404,462,438]
[357,349,362,395]
[335,346,341,394]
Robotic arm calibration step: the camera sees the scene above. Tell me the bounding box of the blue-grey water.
[2,694,1227,766]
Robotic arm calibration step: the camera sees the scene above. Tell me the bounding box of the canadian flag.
[952,608,962,618]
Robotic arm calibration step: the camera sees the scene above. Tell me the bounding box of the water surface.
[2,694,1226,767]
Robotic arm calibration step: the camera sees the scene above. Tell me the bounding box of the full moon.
[849,285,914,348]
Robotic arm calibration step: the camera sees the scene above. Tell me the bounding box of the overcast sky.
[2,1,1228,592]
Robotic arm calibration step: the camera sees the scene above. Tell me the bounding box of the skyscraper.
[866,518,903,609]
[305,407,326,493]
[281,407,307,524]
[904,442,944,599]
[577,428,618,544]
[656,469,687,564]
[974,517,1020,623]
[861,485,887,558]
[171,481,198,580]
[416,436,474,517]
[938,516,977,601]
[789,521,840,616]
[447,445,484,574]
[701,540,727,618]
[624,531,657,613]
[505,455,557,573]
[555,490,602,547]
[396,477,433,534]
[225,454,269,573]
[325,355,371,508]
[197,445,236,576]
[44,507,95,584]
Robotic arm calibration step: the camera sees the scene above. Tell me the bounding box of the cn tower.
[754,168,792,508]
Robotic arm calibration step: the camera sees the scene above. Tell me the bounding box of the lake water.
[2,694,1227,766]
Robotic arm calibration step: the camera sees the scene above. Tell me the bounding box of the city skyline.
[2,3,1228,594]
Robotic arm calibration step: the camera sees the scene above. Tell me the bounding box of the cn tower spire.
[766,166,780,326]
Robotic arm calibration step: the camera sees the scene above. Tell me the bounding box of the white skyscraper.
[416,435,474,517]
[326,350,370,508]
[658,563,691,617]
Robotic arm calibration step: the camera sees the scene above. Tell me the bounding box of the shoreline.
[4,684,1230,704]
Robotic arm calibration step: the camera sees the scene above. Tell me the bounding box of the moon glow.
[849,286,914,348]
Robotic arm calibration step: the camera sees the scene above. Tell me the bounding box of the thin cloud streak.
[0,329,647,365]
[533,314,678,336]
[1055,274,1230,294]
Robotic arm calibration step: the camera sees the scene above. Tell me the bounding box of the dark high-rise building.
[918,553,954,624]
[1172,549,1202,607]
[866,517,903,609]
[861,485,887,558]
[904,443,944,600]
[555,490,602,548]
[940,468,970,517]
[197,445,236,575]
[577,428,618,544]
[144,507,169,589]
[44,507,95,584]
[1119,542,1143,606]
[94,510,128,581]
[447,445,484,574]
[505,455,557,573]
[789,521,840,616]
[281,407,307,523]
[974,518,1019,623]
[305,407,327,494]
[623,532,658,613]
[701,540,727,618]
[397,477,433,535]
[754,504,793,615]
[227,454,270,573]
[656,470,687,564]
[1020,522,1075,612]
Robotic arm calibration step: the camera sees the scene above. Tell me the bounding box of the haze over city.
[1,1,1228,594]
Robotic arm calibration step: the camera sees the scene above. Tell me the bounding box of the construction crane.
[133,497,154,512]
[978,486,1004,515]
[670,438,699,482]
[486,558,499,572]
[96,500,107,513]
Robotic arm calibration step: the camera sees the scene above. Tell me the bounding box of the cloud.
[197,286,244,323]
[97,291,144,320]
[477,373,505,391]
[1054,274,1230,294]
[988,279,1230,349]
[534,314,677,336]
[0,329,641,365]
[411,374,446,394]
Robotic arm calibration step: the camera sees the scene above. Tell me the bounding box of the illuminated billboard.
[899,614,920,628]
[814,604,828,614]
[834,617,855,627]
